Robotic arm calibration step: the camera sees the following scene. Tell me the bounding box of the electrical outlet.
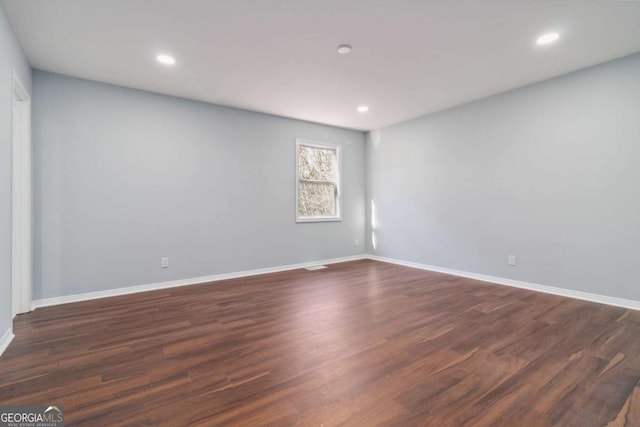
[354,239,359,247]
[508,255,516,266]
[161,257,169,268]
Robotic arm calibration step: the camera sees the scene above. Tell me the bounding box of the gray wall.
[33,71,366,299]
[0,5,30,333]
[367,53,640,301]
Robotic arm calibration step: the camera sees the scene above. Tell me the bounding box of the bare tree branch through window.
[296,140,341,221]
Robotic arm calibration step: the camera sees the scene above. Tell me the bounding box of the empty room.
[1,1,639,426]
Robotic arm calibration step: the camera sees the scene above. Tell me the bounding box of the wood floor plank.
[1,260,639,426]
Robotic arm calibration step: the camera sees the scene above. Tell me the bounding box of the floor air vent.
[305,265,327,271]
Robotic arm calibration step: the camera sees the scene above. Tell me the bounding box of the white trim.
[0,328,15,357]
[11,71,32,316]
[367,255,640,311]
[31,253,638,313]
[295,138,342,223]
[32,255,368,309]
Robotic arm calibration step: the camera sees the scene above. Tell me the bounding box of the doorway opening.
[11,72,32,317]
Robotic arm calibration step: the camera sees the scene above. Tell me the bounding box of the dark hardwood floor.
[1,260,639,426]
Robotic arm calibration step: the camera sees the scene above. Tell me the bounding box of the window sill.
[296,217,342,223]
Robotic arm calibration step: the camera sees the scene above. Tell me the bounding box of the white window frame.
[295,139,342,223]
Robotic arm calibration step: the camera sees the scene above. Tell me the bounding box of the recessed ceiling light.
[337,44,352,54]
[536,32,560,45]
[156,54,176,65]
[357,105,369,113]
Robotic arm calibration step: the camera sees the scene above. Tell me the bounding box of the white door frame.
[11,71,32,316]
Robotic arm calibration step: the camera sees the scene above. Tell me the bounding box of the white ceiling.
[2,0,640,131]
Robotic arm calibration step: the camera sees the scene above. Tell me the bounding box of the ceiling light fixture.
[337,44,352,54]
[357,105,369,113]
[156,54,176,65]
[536,32,560,45]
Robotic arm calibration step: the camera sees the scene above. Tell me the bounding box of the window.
[296,139,341,222]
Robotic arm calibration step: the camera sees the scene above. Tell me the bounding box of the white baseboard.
[367,255,640,311]
[0,327,15,357]
[31,254,368,310]
[29,253,639,312]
